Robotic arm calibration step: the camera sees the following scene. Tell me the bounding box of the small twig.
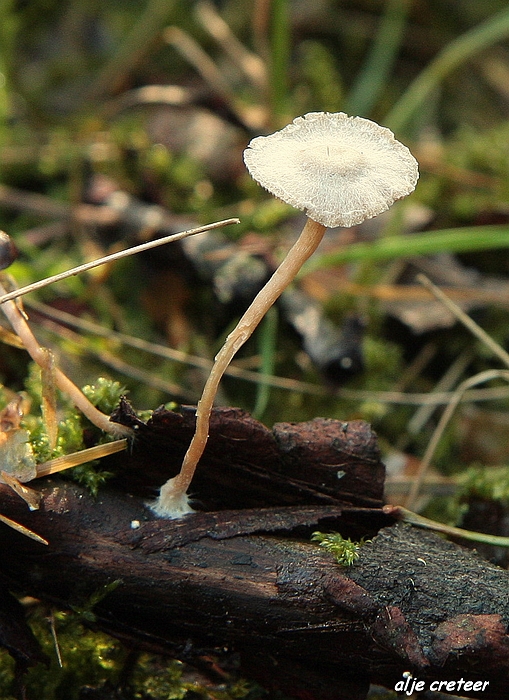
[385,504,509,548]
[417,273,509,369]
[405,273,509,507]
[0,219,238,437]
[35,440,128,478]
[405,368,509,508]
[0,278,132,437]
[163,26,260,131]
[196,0,267,91]
[406,348,473,436]
[164,26,238,106]
[0,512,48,545]
[48,612,63,667]
[1,472,41,510]
[0,218,240,305]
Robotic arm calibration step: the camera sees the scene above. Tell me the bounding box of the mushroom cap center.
[297,142,367,177]
[243,111,419,228]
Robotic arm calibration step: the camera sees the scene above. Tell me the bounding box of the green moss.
[424,465,509,527]
[131,657,188,699]
[0,605,125,700]
[81,378,126,416]
[458,464,509,503]
[0,600,269,700]
[311,531,371,566]
[20,366,125,494]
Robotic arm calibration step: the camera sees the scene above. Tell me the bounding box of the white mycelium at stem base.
[152,111,419,518]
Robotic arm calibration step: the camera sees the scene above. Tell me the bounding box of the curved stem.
[385,505,509,548]
[405,368,509,509]
[171,218,326,496]
[0,282,133,438]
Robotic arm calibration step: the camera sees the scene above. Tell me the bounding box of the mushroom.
[152,111,419,518]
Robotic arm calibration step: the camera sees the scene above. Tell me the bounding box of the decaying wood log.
[108,402,386,511]
[0,407,508,700]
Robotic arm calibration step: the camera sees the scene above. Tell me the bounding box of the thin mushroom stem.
[0,282,133,438]
[153,217,327,517]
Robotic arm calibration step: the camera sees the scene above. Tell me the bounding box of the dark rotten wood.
[0,409,508,699]
[0,483,507,699]
[108,403,385,510]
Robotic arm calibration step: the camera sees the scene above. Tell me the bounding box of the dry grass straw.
[405,274,509,508]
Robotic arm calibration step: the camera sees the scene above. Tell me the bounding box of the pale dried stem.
[36,439,128,478]
[0,219,239,439]
[0,218,240,306]
[166,218,326,500]
[417,273,509,369]
[0,282,133,437]
[405,273,509,507]
[385,504,509,547]
[405,368,509,509]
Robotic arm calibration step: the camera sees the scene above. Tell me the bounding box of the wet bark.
[0,407,508,700]
[108,402,385,511]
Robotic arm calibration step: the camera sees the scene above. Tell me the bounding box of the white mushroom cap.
[243,112,419,228]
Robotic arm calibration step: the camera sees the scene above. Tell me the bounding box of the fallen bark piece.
[370,606,430,670]
[108,402,385,510]
[0,480,507,700]
[430,613,509,671]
